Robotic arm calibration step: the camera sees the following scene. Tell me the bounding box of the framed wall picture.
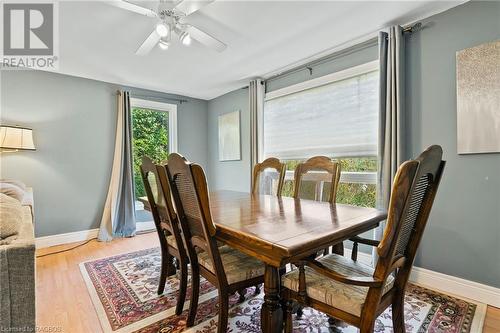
[218,110,241,161]
[456,39,500,154]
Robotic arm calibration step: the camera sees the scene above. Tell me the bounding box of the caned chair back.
[252,157,286,196]
[293,156,341,204]
[281,147,445,332]
[374,145,445,288]
[165,153,228,284]
[140,156,184,251]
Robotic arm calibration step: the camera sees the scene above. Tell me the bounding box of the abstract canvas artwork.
[456,39,500,154]
[218,110,241,161]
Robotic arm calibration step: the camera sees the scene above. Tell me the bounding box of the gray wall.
[406,0,500,288]
[206,1,500,288]
[207,88,251,192]
[0,70,208,237]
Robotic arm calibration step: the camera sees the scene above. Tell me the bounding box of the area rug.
[80,248,486,333]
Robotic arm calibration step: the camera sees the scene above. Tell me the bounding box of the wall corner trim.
[344,249,500,307]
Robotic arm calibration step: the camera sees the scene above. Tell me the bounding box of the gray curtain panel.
[98,91,136,241]
[373,26,406,259]
[249,79,264,187]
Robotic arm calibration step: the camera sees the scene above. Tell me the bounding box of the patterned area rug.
[80,248,486,333]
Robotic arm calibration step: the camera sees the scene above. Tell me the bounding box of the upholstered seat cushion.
[198,246,265,284]
[282,254,394,316]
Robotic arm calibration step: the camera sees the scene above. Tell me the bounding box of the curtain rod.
[265,37,378,83]
[403,22,423,34]
[116,91,188,104]
[130,94,188,104]
[265,22,422,84]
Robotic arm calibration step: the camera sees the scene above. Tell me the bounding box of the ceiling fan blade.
[136,30,161,55]
[175,0,215,16]
[187,25,226,52]
[108,0,157,17]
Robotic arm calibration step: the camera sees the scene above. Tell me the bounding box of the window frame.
[130,98,178,153]
[260,60,379,188]
[264,60,379,101]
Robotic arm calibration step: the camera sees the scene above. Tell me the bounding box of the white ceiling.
[57,0,465,100]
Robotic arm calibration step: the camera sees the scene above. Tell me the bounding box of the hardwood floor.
[484,306,500,333]
[36,232,159,333]
[36,232,500,333]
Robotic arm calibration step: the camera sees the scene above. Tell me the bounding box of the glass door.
[130,98,177,225]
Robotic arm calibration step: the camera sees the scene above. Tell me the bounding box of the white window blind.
[263,67,379,160]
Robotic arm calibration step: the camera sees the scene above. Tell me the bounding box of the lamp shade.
[0,125,36,150]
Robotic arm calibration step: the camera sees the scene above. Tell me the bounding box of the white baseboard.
[409,266,500,308]
[35,222,157,249]
[36,228,99,249]
[345,249,500,307]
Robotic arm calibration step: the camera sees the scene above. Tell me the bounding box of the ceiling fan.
[109,0,227,55]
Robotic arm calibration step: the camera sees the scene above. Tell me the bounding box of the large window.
[131,98,177,222]
[262,61,378,207]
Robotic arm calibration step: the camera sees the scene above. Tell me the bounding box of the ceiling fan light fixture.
[158,40,170,50]
[155,23,169,37]
[179,31,192,46]
[122,0,226,55]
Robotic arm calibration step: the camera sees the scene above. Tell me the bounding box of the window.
[262,61,378,207]
[130,98,177,222]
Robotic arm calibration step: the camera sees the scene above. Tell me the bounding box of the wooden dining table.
[206,190,387,332]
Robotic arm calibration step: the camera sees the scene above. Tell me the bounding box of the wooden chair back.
[372,145,445,299]
[140,156,184,254]
[165,153,229,285]
[293,156,341,204]
[252,157,286,196]
[286,146,445,331]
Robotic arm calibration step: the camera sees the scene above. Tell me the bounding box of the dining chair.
[281,145,445,333]
[164,153,266,333]
[140,156,188,316]
[252,157,286,196]
[293,155,341,204]
[294,156,343,256]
